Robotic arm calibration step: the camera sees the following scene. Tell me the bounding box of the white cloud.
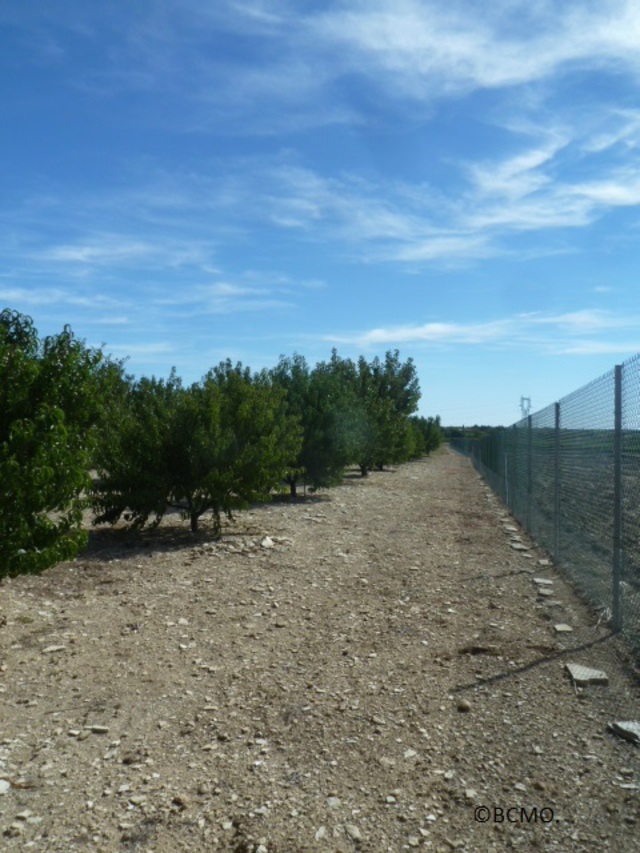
[328,318,515,347]
[551,340,640,356]
[0,286,127,310]
[314,0,640,100]
[4,2,640,275]
[467,137,568,201]
[105,341,176,360]
[581,109,640,154]
[570,174,640,207]
[148,274,297,316]
[92,315,131,326]
[388,233,498,263]
[42,241,154,265]
[9,1,640,134]
[37,233,213,270]
[324,309,640,351]
[525,309,631,333]
[204,282,264,298]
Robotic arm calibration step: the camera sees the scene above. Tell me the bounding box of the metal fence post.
[527,414,533,530]
[554,402,560,559]
[510,424,517,513]
[612,364,623,633]
[504,441,509,508]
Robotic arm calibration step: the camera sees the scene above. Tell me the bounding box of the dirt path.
[1,447,639,852]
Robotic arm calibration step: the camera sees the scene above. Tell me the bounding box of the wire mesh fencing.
[452,354,640,655]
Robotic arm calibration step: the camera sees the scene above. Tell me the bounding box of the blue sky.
[2,1,640,426]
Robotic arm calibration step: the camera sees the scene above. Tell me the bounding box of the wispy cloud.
[581,108,640,154]
[8,1,640,131]
[36,232,214,270]
[195,279,296,314]
[101,340,178,367]
[314,0,640,100]
[325,309,640,354]
[231,134,640,262]
[149,275,297,316]
[525,309,630,333]
[552,340,640,356]
[3,1,640,270]
[4,125,639,275]
[0,285,128,311]
[41,240,156,265]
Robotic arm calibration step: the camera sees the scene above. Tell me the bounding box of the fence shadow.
[450,631,637,694]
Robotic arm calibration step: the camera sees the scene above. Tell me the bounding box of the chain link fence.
[451,354,640,655]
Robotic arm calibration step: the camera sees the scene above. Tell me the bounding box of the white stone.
[345,824,362,842]
[608,721,640,745]
[565,663,608,686]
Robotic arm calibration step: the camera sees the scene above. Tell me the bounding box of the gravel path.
[1,447,639,852]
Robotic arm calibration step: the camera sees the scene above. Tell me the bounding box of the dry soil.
[1,447,639,852]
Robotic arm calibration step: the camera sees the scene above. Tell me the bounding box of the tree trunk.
[287,477,297,498]
[190,512,199,533]
[359,464,369,477]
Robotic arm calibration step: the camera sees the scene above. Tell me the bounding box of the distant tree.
[408,415,443,457]
[0,309,117,577]
[94,361,302,535]
[347,350,421,474]
[271,353,355,496]
[92,370,182,530]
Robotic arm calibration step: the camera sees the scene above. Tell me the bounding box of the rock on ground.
[0,447,639,851]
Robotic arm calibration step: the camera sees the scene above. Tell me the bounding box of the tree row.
[0,309,441,577]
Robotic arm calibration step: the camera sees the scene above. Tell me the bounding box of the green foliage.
[0,305,439,572]
[93,361,302,534]
[336,349,421,474]
[271,353,355,496]
[0,309,115,577]
[92,371,182,530]
[408,415,443,457]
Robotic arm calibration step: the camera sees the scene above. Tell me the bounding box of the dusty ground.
[1,447,639,853]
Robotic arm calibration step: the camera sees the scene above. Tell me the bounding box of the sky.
[2,0,640,426]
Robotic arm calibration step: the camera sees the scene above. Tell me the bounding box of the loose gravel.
[1,447,639,852]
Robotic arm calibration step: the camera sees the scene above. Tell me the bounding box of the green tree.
[345,350,421,474]
[92,371,182,530]
[271,353,354,496]
[0,309,115,577]
[407,415,443,458]
[94,361,302,534]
